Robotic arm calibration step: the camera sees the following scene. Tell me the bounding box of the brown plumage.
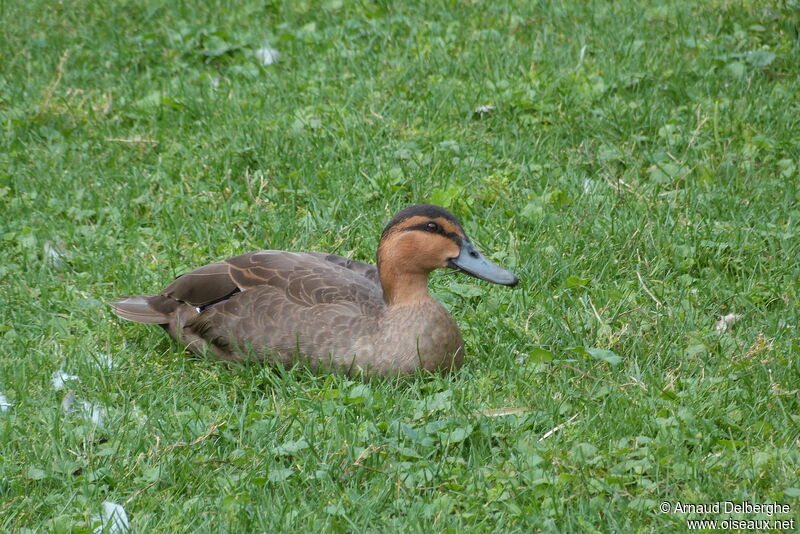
[109,204,518,377]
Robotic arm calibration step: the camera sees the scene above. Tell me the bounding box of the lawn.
[1,0,799,531]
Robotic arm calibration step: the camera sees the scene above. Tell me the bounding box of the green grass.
[1,0,799,531]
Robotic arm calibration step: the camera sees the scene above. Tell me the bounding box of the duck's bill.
[448,241,519,287]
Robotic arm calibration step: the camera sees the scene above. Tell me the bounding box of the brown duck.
[109,204,518,376]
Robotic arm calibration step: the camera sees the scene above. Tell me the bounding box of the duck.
[109,204,518,377]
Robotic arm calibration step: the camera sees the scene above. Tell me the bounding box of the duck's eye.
[425,222,440,233]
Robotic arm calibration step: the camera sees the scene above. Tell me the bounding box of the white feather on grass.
[715,313,742,332]
[61,392,105,427]
[0,392,12,412]
[255,45,280,66]
[92,353,115,371]
[52,370,79,391]
[44,241,66,268]
[92,501,129,534]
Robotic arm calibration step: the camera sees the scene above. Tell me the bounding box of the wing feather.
[111,250,386,364]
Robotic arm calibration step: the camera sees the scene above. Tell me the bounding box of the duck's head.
[377,204,518,304]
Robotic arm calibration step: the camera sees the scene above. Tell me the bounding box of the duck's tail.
[108,295,170,324]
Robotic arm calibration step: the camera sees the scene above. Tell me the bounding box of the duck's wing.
[109,251,384,324]
[110,251,385,364]
[108,259,240,324]
[305,252,380,286]
[201,251,382,309]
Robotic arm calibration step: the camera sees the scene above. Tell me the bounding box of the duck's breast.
[349,300,464,376]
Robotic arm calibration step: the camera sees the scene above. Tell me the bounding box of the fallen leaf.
[26,466,47,480]
[563,275,591,289]
[268,468,294,482]
[528,347,555,363]
[586,347,623,365]
[272,439,309,456]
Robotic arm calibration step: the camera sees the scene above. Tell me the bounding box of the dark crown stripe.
[381,203,463,238]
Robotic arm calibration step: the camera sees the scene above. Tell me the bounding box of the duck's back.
[109,251,386,368]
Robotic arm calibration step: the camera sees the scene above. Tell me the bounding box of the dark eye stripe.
[402,222,462,243]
